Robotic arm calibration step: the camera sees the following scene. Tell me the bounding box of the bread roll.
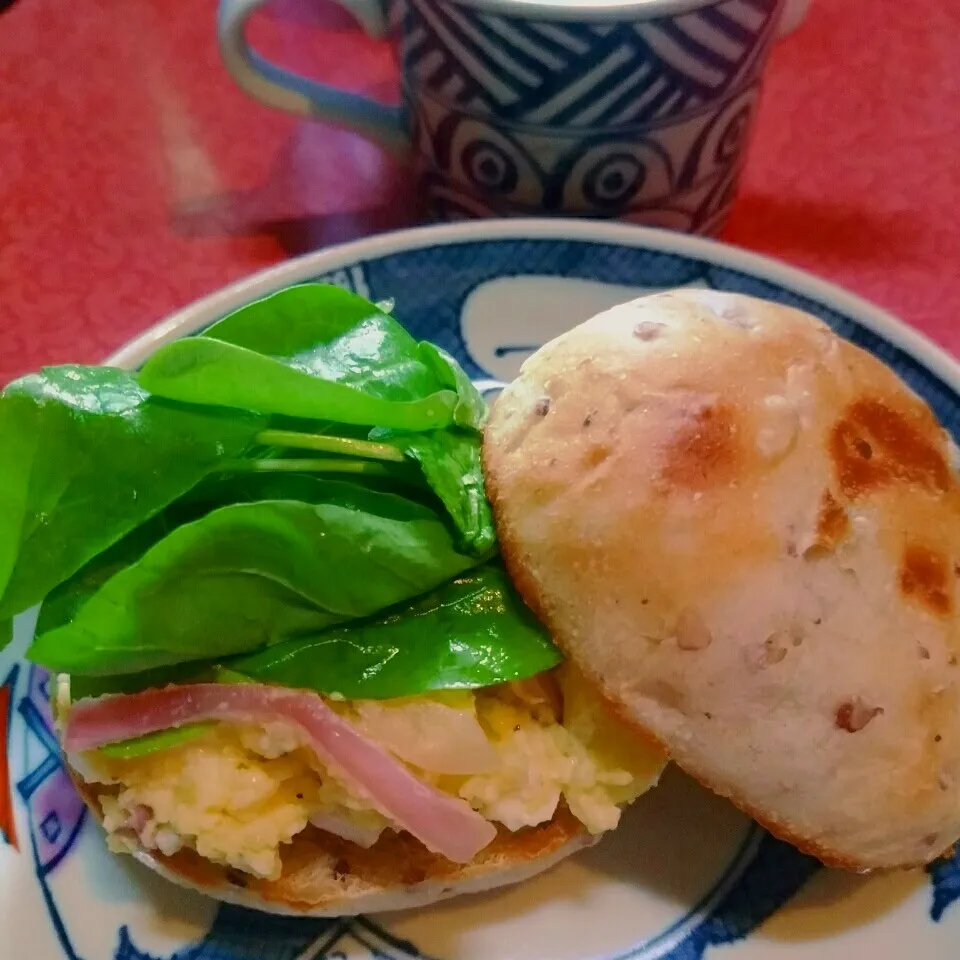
[72,772,592,916]
[483,290,960,871]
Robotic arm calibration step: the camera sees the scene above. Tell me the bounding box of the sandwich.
[3,283,958,917]
[0,283,665,916]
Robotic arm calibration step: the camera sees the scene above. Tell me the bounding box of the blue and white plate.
[2,219,959,960]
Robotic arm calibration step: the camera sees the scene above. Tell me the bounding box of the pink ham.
[64,684,497,863]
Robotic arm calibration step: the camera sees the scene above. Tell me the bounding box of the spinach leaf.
[202,284,445,403]
[177,471,440,518]
[138,338,458,431]
[36,474,443,647]
[373,428,495,556]
[138,286,487,433]
[1,618,10,652]
[68,662,216,701]
[418,342,487,430]
[0,367,264,621]
[36,474,458,675]
[257,425,494,555]
[0,397,38,626]
[228,563,561,700]
[28,484,480,676]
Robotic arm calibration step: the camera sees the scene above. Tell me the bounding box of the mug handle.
[217,0,408,154]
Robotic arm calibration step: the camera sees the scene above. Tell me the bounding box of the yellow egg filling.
[76,667,666,881]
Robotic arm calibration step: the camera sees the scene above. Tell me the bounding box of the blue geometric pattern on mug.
[415,163,739,235]
[410,81,758,229]
[394,0,783,126]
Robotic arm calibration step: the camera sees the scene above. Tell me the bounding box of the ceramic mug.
[218,0,787,234]
[777,0,811,36]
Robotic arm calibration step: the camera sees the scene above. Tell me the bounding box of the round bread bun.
[483,289,960,872]
[70,768,593,916]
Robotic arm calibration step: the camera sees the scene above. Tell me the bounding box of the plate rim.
[107,219,960,398]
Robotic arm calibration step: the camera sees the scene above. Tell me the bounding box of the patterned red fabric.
[1,0,958,385]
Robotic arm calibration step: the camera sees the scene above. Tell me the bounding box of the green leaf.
[138,285,477,432]
[374,428,495,556]
[0,367,264,620]
[203,284,446,403]
[214,667,255,685]
[35,506,187,640]
[228,563,561,700]
[27,480,481,676]
[68,662,216,701]
[418,342,487,430]
[35,473,434,654]
[0,618,11,652]
[254,429,406,462]
[176,471,440,516]
[249,423,494,554]
[138,339,458,431]
[0,399,39,618]
[97,723,215,759]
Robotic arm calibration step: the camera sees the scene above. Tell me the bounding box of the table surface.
[2,0,959,386]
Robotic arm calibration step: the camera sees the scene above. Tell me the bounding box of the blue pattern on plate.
[114,911,348,960]
[645,836,820,959]
[12,665,88,960]
[114,831,820,960]
[106,834,819,960]
[929,851,960,923]
[345,239,960,441]
[109,832,820,960]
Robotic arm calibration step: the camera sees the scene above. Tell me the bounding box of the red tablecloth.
[2,0,958,385]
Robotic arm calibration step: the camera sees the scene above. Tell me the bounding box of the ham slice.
[64,684,497,864]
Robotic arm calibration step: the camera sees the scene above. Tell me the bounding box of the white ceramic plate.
[2,219,958,960]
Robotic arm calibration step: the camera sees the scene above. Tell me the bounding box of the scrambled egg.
[81,668,666,880]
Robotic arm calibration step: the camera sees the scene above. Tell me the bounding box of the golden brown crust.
[899,543,953,616]
[71,768,591,915]
[829,397,950,499]
[484,290,960,872]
